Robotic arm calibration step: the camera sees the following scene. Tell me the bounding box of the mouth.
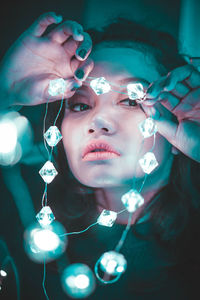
[82,141,121,161]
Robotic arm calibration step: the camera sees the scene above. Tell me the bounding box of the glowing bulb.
[139,152,158,174]
[0,270,7,277]
[61,264,95,298]
[36,206,55,227]
[97,209,117,227]
[74,274,90,289]
[127,82,146,102]
[24,221,67,263]
[39,161,58,184]
[44,126,62,147]
[121,189,144,212]
[48,78,67,96]
[99,251,127,276]
[33,229,59,251]
[0,120,17,153]
[138,117,157,138]
[90,77,111,95]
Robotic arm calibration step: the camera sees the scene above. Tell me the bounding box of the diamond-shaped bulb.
[99,251,127,276]
[121,189,144,213]
[44,126,62,147]
[127,83,146,102]
[138,117,157,138]
[139,152,158,174]
[36,206,55,227]
[97,210,117,227]
[48,78,67,96]
[90,77,111,95]
[39,161,58,184]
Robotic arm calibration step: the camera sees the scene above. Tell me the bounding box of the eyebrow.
[116,77,149,87]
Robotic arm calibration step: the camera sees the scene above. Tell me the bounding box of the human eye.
[119,98,138,107]
[68,102,91,112]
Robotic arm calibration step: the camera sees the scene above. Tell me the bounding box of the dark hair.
[47,18,200,243]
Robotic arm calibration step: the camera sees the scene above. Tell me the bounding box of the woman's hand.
[143,64,200,162]
[0,12,93,108]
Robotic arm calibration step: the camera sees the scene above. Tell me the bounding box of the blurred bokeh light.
[24,221,67,263]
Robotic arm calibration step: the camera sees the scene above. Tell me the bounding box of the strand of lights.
[87,76,158,284]
[85,77,146,102]
[34,75,159,298]
[35,79,67,299]
[59,207,133,238]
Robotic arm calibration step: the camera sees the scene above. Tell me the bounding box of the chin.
[76,175,128,189]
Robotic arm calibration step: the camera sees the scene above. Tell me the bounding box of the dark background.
[1,0,198,299]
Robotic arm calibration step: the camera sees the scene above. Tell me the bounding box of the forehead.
[90,46,162,84]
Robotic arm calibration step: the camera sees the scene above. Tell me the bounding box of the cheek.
[61,118,80,165]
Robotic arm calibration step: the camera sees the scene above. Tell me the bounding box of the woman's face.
[61,44,174,188]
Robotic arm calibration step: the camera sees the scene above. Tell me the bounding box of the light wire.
[41,93,65,299]
[40,77,158,289]
[42,258,50,300]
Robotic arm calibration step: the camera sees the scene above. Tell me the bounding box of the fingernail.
[76,28,83,35]
[75,69,84,80]
[146,93,154,100]
[71,86,77,91]
[78,49,86,59]
[150,106,161,120]
[55,15,63,23]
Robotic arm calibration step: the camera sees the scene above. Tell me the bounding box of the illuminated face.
[61,45,174,188]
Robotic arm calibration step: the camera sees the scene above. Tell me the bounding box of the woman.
[1,12,200,299]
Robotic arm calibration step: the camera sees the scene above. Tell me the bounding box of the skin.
[0,13,199,223]
[61,45,175,224]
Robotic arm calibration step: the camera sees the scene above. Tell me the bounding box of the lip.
[82,140,121,161]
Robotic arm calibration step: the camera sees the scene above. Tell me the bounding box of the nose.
[86,114,117,136]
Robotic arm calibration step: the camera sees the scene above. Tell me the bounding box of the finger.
[156,116,200,162]
[170,82,190,98]
[184,68,200,88]
[146,65,197,101]
[75,32,92,61]
[43,76,82,102]
[74,58,94,81]
[163,64,195,91]
[63,37,79,57]
[144,102,200,162]
[27,12,63,37]
[144,90,180,110]
[146,77,166,99]
[156,92,181,112]
[48,20,84,44]
[173,88,200,118]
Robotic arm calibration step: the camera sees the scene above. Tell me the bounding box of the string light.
[39,160,58,184]
[139,152,158,174]
[61,264,96,298]
[97,210,117,227]
[34,75,159,298]
[138,117,157,138]
[90,77,111,95]
[127,82,146,102]
[36,206,55,228]
[44,126,62,147]
[94,251,127,284]
[48,78,67,96]
[0,270,7,277]
[24,222,67,263]
[121,189,144,212]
